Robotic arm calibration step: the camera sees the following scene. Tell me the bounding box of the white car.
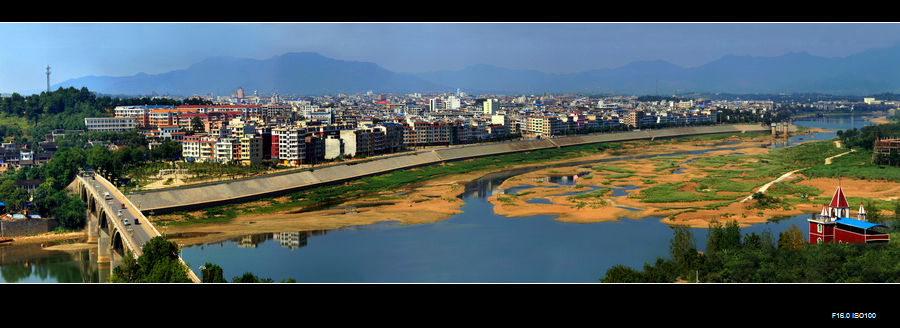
[123,218,130,226]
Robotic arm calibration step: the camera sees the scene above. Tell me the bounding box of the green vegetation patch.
[591,165,636,174]
[633,182,741,203]
[691,154,747,168]
[566,188,612,209]
[690,176,759,193]
[804,151,900,182]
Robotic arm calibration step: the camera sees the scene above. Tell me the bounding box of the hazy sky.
[3,22,900,94]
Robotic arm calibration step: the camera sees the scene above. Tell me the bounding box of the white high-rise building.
[483,99,499,115]
[445,95,460,110]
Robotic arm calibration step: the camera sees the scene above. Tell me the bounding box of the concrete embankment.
[133,124,769,214]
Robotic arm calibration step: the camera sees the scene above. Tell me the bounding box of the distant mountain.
[51,44,900,97]
[411,45,900,95]
[52,52,449,97]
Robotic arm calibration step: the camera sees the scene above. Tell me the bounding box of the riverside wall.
[0,218,59,238]
[133,124,769,214]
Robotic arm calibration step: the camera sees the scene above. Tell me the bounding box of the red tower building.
[808,185,890,244]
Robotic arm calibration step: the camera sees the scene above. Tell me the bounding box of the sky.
[3,22,900,95]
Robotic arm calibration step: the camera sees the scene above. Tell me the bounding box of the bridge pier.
[86,208,99,244]
[97,227,111,263]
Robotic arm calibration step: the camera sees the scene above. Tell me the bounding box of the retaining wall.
[0,218,59,238]
[133,124,768,214]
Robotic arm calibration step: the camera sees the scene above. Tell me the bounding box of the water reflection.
[10,115,883,283]
[0,243,100,283]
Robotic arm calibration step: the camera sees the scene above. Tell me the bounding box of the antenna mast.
[46,65,51,93]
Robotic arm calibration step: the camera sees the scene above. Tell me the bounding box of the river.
[0,115,880,283]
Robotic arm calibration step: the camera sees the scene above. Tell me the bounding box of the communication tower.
[46,65,51,93]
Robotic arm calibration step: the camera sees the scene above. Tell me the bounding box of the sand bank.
[162,133,809,246]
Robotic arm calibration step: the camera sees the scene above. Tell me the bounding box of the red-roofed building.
[809,184,889,244]
[828,185,850,212]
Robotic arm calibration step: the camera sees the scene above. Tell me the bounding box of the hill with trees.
[0,87,189,230]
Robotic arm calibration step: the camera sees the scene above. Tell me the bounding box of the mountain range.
[50,44,900,97]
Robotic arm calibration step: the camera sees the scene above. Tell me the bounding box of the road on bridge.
[88,175,159,257]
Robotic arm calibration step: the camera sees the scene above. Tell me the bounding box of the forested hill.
[0,87,209,145]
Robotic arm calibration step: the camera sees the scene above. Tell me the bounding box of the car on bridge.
[124,218,130,226]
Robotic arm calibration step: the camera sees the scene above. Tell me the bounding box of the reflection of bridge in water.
[71,171,199,283]
[72,125,769,283]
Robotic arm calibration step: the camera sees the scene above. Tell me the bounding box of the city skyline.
[3,22,900,95]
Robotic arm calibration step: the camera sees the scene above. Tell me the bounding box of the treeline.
[109,236,293,283]
[0,86,211,147]
[601,220,900,283]
[837,121,900,151]
[0,130,182,230]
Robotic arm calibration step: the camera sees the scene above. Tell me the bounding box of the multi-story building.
[84,117,137,133]
[115,105,175,127]
[215,138,237,164]
[182,135,217,162]
[147,124,185,141]
[272,126,303,165]
[483,99,499,115]
[238,134,263,166]
[404,120,450,146]
[272,126,323,165]
[263,103,293,118]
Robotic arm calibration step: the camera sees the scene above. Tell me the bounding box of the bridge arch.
[110,226,125,255]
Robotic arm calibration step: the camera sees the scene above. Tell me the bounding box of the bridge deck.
[78,174,201,283]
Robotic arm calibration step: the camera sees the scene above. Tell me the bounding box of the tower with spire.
[808,183,889,244]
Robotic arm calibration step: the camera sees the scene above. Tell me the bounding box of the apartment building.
[238,134,263,165]
[483,99,499,115]
[262,103,293,118]
[114,105,174,127]
[215,138,237,163]
[182,135,217,162]
[84,117,137,133]
[404,120,450,146]
[271,126,324,165]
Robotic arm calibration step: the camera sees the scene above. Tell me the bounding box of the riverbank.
[161,129,868,246]
[21,125,895,248]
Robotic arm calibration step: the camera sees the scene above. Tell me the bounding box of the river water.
[0,115,879,283]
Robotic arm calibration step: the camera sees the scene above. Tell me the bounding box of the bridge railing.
[77,175,139,255]
[79,174,201,283]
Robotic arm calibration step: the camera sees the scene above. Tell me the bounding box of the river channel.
[0,115,879,283]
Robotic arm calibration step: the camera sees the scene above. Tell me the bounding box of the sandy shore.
[159,130,857,246]
[15,126,899,248]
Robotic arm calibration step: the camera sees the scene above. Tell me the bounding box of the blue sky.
[3,22,900,95]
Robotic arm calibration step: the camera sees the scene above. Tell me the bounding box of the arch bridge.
[73,171,199,283]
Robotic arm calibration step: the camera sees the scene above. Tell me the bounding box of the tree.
[743,232,762,250]
[0,180,29,212]
[600,264,645,283]
[890,149,900,166]
[109,236,192,283]
[777,224,806,251]
[109,251,141,283]
[200,263,227,283]
[191,116,204,133]
[721,219,743,251]
[42,147,86,190]
[232,272,274,283]
[669,225,696,261]
[705,219,725,255]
